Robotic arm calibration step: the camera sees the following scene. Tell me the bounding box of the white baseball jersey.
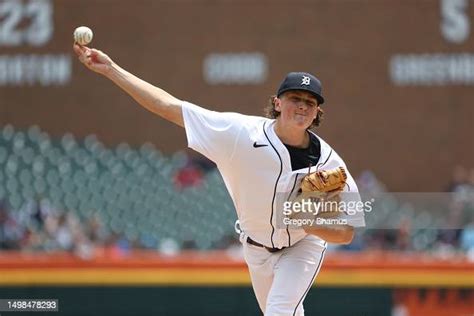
[182,101,365,249]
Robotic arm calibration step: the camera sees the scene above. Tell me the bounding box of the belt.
[246,237,286,253]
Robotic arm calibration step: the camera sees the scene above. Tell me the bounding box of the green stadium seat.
[2,124,15,142]
[20,147,35,165]
[60,178,75,194]
[32,157,46,176]
[84,160,99,175]
[38,135,52,154]
[19,169,33,186]
[139,142,160,160]
[135,163,149,177]
[84,135,105,157]
[87,178,101,194]
[33,178,47,195]
[123,150,140,168]
[73,170,87,187]
[49,186,63,201]
[58,158,72,176]
[98,149,114,168]
[64,193,79,210]
[46,169,60,186]
[5,155,19,175]
[27,125,42,143]
[21,185,35,201]
[12,132,26,154]
[110,161,125,175]
[61,133,77,154]
[8,193,22,210]
[115,143,131,159]
[0,185,5,200]
[72,148,89,166]
[0,147,8,164]
[46,148,61,165]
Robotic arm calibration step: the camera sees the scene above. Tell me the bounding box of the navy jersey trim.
[263,121,283,249]
[293,242,327,315]
[345,182,352,191]
[316,148,352,191]
[317,149,333,170]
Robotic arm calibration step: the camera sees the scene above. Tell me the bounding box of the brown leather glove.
[300,166,347,193]
[298,167,347,219]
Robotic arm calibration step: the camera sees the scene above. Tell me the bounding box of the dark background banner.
[0,287,392,316]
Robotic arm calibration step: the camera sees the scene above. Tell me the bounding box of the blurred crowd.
[0,197,136,259]
[1,163,473,258]
[348,165,474,257]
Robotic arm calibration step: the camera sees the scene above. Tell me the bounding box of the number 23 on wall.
[0,0,53,47]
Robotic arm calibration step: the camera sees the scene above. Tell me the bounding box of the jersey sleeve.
[181,101,245,165]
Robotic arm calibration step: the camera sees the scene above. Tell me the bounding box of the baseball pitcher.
[73,43,365,315]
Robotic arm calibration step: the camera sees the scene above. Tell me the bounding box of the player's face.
[275,91,319,130]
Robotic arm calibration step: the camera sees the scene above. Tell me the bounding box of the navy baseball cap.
[277,72,325,105]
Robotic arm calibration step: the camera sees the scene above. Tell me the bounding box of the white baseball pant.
[242,235,327,316]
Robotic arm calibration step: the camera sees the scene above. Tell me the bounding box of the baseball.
[73,26,93,45]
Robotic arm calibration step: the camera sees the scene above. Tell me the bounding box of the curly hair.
[264,95,324,129]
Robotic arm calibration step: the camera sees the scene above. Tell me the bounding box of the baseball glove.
[296,166,347,219]
[300,166,347,193]
[287,167,348,223]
